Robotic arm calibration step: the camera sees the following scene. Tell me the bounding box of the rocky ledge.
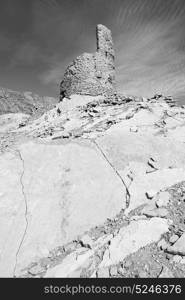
[0,91,185,278]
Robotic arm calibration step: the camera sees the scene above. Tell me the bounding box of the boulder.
[155,191,170,208]
[169,234,179,245]
[141,206,168,218]
[99,218,169,267]
[158,239,168,250]
[167,233,185,256]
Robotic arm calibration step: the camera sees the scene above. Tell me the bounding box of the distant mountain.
[0,87,58,116]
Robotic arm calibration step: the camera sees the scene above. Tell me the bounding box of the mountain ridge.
[0,86,57,116]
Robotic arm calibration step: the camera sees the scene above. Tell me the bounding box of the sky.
[0,0,185,102]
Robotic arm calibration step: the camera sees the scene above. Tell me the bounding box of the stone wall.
[60,24,116,100]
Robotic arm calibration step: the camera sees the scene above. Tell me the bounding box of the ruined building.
[60,24,116,100]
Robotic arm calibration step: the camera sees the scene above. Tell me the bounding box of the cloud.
[0,34,12,52]
[39,64,63,85]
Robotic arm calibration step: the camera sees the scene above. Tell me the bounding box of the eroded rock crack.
[13,150,28,277]
[92,139,131,208]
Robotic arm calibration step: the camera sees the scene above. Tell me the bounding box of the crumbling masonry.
[60,24,116,100]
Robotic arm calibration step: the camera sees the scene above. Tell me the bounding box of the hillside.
[0,87,57,116]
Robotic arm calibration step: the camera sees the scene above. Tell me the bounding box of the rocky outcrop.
[60,24,116,100]
[1,93,185,278]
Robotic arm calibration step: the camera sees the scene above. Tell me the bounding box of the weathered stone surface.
[155,191,170,208]
[45,249,93,278]
[138,271,148,278]
[2,90,185,278]
[117,266,125,276]
[169,234,179,244]
[0,113,30,133]
[0,141,126,277]
[97,123,185,212]
[96,267,110,278]
[158,266,174,278]
[109,265,118,277]
[28,264,45,275]
[141,207,168,218]
[167,233,185,256]
[60,24,115,100]
[180,257,185,264]
[146,190,157,199]
[172,255,182,263]
[99,218,169,267]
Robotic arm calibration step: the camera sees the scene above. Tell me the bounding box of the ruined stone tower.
[60,24,116,100]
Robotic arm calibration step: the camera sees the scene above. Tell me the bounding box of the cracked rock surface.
[1,93,185,277]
